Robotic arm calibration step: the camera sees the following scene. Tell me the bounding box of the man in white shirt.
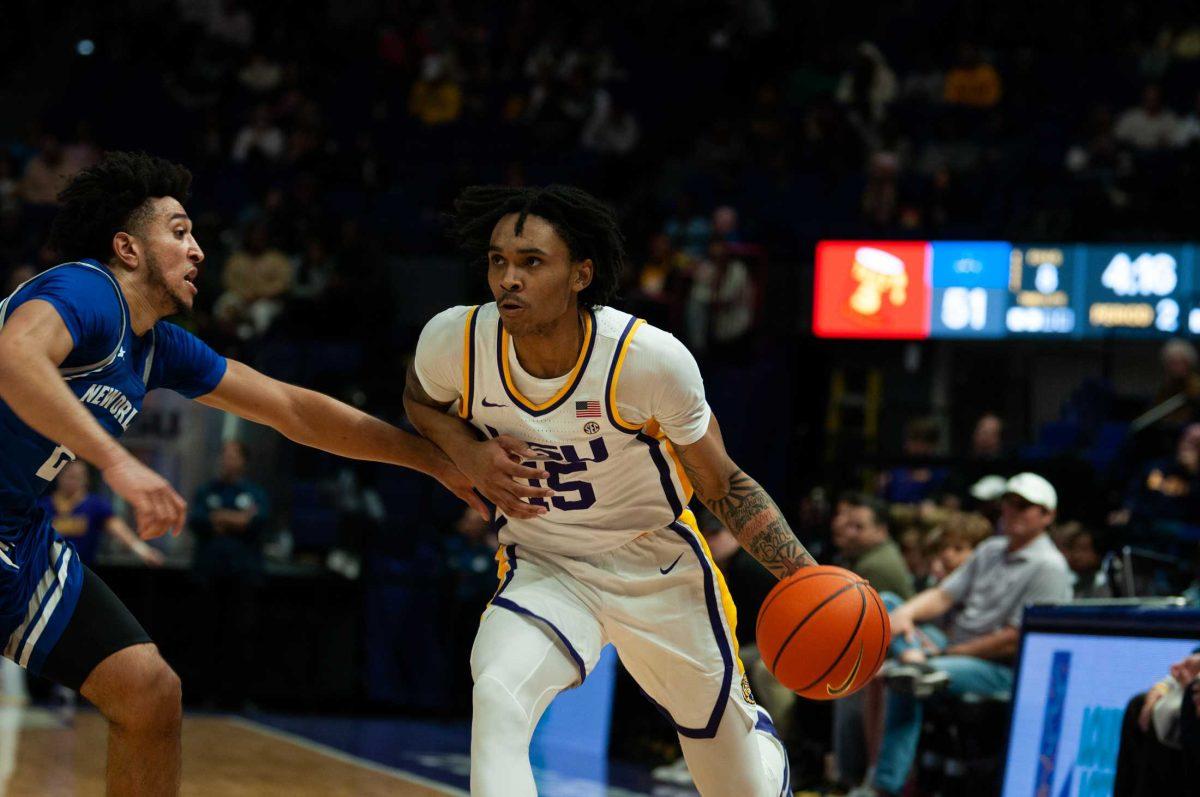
[1115,84,1181,151]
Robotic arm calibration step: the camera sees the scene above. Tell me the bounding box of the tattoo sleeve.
[682,459,817,579]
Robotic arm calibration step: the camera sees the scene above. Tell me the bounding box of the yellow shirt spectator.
[409,80,463,126]
[943,63,1002,108]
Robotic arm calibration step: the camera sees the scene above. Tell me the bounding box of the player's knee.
[472,674,530,734]
[127,658,181,732]
[96,651,182,732]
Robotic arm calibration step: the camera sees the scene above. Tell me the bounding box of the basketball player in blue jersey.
[0,152,490,796]
[405,185,820,796]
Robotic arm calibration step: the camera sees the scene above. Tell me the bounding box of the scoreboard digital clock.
[1081,245,1193,337]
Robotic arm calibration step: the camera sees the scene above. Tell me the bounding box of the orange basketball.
[755,565,891,700]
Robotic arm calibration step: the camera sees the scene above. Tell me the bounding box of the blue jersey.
[0,260,226,672]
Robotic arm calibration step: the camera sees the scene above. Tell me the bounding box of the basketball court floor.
[0,705,704,796]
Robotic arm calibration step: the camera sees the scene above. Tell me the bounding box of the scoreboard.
[814,240,1200,340]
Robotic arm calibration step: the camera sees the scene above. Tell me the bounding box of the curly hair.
[447,185,626,309]
[49,151,192,263]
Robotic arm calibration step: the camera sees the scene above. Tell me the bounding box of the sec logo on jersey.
[583,421,600,435]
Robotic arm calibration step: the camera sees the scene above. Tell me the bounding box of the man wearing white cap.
[853,473,1072,797]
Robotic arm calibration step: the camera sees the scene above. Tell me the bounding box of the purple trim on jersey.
[494,307,597,418]
[464,307,479,421]
[638,432,685,518]
[604,315,641,434]
[636,522,734,740]
[491,597,587,686]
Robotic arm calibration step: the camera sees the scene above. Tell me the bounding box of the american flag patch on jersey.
[575,400,601,418]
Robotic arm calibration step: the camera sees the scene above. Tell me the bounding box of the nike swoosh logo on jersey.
[481,398,508,408]
[659,553,684,575]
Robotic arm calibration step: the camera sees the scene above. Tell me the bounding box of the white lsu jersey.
[427,303,700,556]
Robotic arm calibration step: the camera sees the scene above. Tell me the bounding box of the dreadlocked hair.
[448,184,626,309]
[49,151,192,264]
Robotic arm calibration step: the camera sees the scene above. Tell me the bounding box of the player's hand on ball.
[102,457,187,539]
[460,435,553,519]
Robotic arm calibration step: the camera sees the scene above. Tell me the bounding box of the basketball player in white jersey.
[405,185,818,796]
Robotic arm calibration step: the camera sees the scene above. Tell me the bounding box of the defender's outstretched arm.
[198,359,487,517]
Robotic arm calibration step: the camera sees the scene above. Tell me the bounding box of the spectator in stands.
[1153,338,1200,425]
[237,51,283,96]
[970,412,1005,460]
[1115,84,1181,151]
[409,53,463,127]
[926,511,992,583]
[1109,423,1200,535]
[835,42,897,134]
[215,220,294,341]
[857,473,1071,797]
[188,440,270,709]
[684,238,758,360]
[40,461,164,569]
[1055,521,1111,598]
[711,205,743,245]
[942,43,1002,108]
[17,135,74,207]
[945,412,1012,505]
[828,493,857,569]
[1114,649,1200,796]
[879,417,947,504]
[837,494,915,598]
[581,98,639,155]
[231,105,286,164]
[895,520,934,591]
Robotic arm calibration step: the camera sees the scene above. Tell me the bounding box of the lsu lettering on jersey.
[422,303,701,556]
[0,260,226,672]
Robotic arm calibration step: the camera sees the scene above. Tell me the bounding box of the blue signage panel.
[1005,244,1082,338]
[928,241,1011,338]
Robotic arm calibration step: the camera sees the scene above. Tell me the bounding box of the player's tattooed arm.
[674,415,817,579]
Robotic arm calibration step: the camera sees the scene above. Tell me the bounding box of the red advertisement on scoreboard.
[814,241,931,339]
